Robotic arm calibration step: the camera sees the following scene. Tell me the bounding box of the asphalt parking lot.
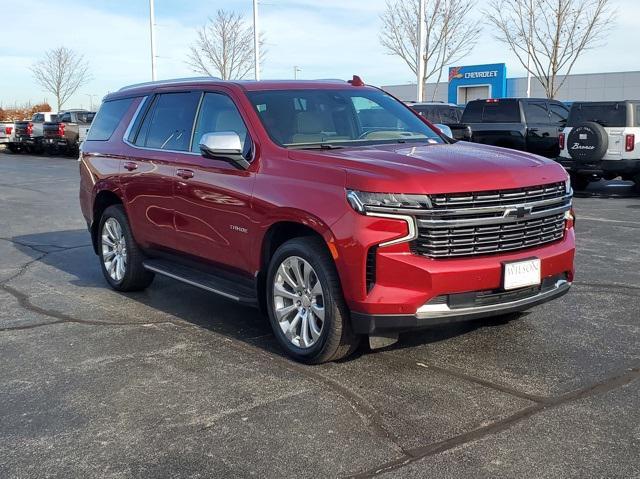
[0,150,638,478]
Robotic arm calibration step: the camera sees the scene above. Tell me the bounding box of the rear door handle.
[176,169,194,180]
[123,161,138,171]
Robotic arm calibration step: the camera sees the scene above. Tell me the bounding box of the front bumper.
[351,274,571,334]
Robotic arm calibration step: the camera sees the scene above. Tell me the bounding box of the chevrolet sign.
[464,71,498,79]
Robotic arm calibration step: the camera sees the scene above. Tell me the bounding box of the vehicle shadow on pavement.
[9,229,508,360]
[572,179,639,198]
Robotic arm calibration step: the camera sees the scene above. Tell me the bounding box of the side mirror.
[199,132,250,169]
[434,123,453,138]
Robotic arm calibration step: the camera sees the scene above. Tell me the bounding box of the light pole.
[526,0,534,98]
[85,94,98,111]
[253,0,260,81]
[149,0,157,81]
[416,0,426,102]
[293,66,302,80]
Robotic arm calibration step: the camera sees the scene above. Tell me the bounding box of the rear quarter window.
[87,98,134,141]
[461,100,520,123]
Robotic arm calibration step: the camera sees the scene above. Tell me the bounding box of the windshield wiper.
[288,143,345,150]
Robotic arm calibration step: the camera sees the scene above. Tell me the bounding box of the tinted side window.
[87,98,134,141]
[76,111,95,123]
[524,102,550,123]
[461,102,482,122]
[135,92,201,151]
[549,103,569,125]
[481,102,520,122]
[191,93,249,153]
[461,101,520,123]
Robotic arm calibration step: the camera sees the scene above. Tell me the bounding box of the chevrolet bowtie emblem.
[503,205,533,218]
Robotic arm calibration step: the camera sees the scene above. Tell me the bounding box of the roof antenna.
[348,75,364,86]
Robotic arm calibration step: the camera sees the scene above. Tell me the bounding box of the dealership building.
[382,63,640,104]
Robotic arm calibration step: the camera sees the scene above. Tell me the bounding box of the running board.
[143,259,258,306]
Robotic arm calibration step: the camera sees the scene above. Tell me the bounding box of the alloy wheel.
[272,256,325,349]
[101,217,127,282]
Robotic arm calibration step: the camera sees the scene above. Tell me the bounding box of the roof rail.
[118,76,223,92]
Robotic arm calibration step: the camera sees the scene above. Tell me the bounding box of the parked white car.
[557,101,640,190]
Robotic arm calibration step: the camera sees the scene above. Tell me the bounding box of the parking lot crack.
[574,281,640,293]
[212,337,408,456]
[347,365,640,478]
[407,358,550,404]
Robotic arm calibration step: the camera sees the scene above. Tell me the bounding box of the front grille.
[430,182,566,210]
[411,182,571,259]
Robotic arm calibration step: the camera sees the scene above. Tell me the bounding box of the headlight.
[565,176,572,195]
[347,190,431,214]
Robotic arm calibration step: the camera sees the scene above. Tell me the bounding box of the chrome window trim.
[121,91,255,159]
[122,95,149,142]
[122,94,202,156]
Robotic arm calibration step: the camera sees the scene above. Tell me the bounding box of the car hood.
[287,142,567,194]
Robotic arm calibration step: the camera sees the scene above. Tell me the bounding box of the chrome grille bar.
[410,182,571,259]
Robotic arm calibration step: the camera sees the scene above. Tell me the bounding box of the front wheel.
[266,237,360,364]
[98,205,154,291]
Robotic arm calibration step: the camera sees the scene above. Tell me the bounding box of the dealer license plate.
[503,258,541,290]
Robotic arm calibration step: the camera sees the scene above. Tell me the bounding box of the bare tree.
[31,47,91,111]
[380,0,481,101]
[486,0,616,99]
[187,10,265,80]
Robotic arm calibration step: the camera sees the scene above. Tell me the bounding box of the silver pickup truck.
[43,110,95,155]
[0,121,18,151]
[13,112,59,153]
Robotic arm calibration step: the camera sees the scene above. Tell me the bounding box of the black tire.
[98,205,154,291]
[265,237,360,364]
[7,144,20,153]
[567,122,608,161]
[570,173,591,191]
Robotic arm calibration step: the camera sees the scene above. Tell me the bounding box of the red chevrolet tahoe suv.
[79,77,575,363]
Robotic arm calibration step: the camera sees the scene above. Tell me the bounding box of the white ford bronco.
[557,101,640,190]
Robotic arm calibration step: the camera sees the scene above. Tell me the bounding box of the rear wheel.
[98,205,154,291]
[266,237,360,364]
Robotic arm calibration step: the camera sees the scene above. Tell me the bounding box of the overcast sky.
[0,0,635,110]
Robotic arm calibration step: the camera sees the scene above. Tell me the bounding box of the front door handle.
[123,161,138,171]
[176,169,194,180]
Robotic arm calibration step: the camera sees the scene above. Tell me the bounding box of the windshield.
[567,103,627,127]
[247,89,444,148]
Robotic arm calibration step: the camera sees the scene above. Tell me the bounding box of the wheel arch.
[256,218,339,313]
[91,190,123,254]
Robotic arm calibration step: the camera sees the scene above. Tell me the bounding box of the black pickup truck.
[449,98,570,158]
